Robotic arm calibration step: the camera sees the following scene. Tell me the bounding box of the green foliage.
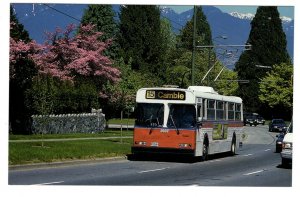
[118,5,163,75]
[25,74,58,115]
[259,63,293,109]
[160,18,176,61]
[213,66,239,96]
[235,6,291,112]
[178,6,212,50]
[9,6,37,133]
[26,75,100,115]
[81,4,119,58]
[10,6,30,42]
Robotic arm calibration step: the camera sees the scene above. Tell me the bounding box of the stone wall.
[31,109,105,134]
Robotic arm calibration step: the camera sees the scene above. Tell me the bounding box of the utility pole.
[191,5,197,85]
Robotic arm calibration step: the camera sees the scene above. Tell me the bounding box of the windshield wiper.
[170,115,180,135]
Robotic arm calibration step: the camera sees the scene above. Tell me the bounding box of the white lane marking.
[32,181,64,185]
[243,170,264,176]
[209,159,222,163]
[138,167,169,174]
[243,154,253,157]
[264,149,271,152]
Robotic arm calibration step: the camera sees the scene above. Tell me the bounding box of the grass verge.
[9,130,133,140]
[9,138,132,165]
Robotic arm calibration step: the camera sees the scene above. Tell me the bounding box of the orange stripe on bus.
[133,128,196,149]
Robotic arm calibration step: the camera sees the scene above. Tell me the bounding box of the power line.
[42,4,81,22]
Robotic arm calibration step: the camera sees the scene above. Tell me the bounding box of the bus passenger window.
[207,100,215,120]
[235,104,241,120]
[216,101,225,120]
[228,102,235,120]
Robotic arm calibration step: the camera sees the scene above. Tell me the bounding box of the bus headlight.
[135,141,147,146]
[179,143,192,148]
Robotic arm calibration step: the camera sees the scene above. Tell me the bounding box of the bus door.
[195,98,204,156]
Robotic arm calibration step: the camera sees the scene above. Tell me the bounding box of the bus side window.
[235,104,241,120]
[228,102,235,120]
[207,99,216,120]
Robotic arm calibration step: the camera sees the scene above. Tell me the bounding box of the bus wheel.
[202,141,209,161]
[230,138,236,156]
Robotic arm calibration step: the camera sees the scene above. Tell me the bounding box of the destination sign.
[145,90,186,100]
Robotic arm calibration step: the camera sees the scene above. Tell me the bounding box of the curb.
[9,156,127,171]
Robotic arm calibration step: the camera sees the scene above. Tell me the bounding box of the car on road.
[281,122,293,166]
[269,119,287,132]
[244,115,258,126]
[256,115,265,125]
[275,132,285,153]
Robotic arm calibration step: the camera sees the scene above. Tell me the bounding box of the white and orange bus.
[131,86,243,160]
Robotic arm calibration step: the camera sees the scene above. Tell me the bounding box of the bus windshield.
[135,103,164,127]
[167,104,196,129]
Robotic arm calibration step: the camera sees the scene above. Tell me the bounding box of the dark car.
[256,116,265,125]
[244,115,258,126]
[269,119,287,132]
[276,132,285,152]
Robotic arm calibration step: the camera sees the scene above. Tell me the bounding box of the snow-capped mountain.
[229,11,292,23]
[229,12,254,20]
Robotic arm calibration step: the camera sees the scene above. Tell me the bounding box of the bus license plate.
[151,142,159,147]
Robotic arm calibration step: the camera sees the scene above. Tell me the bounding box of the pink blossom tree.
[32,24,120,83]
[10,23,121,115]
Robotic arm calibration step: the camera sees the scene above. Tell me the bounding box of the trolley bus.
[131,86,243,160]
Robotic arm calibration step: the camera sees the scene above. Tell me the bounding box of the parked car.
[281,122,293,166]
[244,115,258,126]
[275,132,285,153]
[269,119,287,132]
[256,116,265,125]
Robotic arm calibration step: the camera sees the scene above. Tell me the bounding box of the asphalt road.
[9,125,292,186]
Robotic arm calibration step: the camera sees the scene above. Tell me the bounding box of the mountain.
[12,3,88,43]
[12,4,294,66]
[160,6,294,65]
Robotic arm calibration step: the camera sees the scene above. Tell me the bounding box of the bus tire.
[202,138,209,161]
[230,135,236,156]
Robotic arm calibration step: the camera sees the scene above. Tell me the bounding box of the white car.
[281,123,293,166]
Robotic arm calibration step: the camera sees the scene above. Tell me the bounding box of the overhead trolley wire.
[42,3,82,22]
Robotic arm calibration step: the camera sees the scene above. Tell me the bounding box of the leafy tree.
[81,4,119,58]
[235,6,291,112]
[10,5,30,42]
[259,63,293,113]
[118,5,163,76]
[100,58,147,119]
[160,18,176,60]
[178,6,212,50]
[9,7,38,133]
[213,66,239,96]
[32,24,120,86]
[25,74,58,115]
[166,6,213,88]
